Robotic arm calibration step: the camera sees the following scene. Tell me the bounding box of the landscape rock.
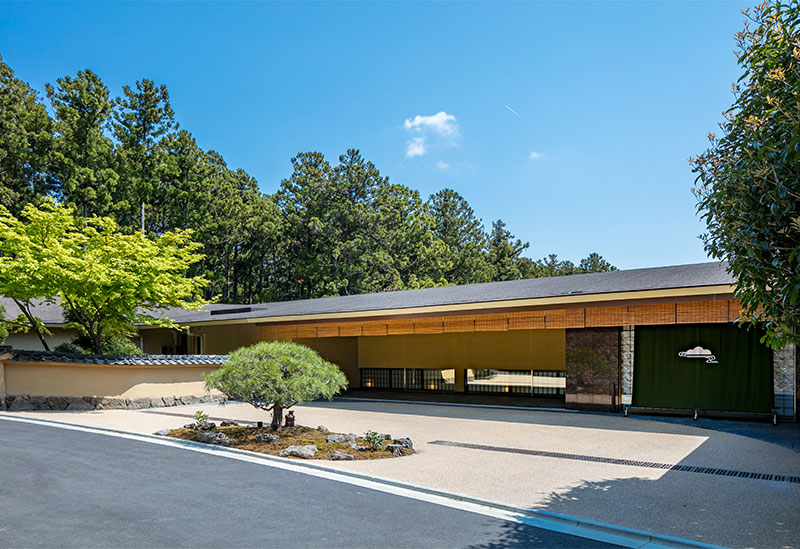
[196,421,217,431]
[180,395,200,405]
[127,397,152,410]
[393,437,414,450]
[95,397,127,410]
[154,429,172,436]
[196,432,236,446]
[183,423,197,430]
[150,398,165,408]
[279,445,318,459]
[65,397,94,411]
[220,420,239,427]
[28,396,46,409]
[349,443,367,451]
[326,434,356,445]
[331,451,354,461]
[44,396,69,410]
[317,425,329,432]
[9,397,34,411]
[161,396,177,407]
[255,433,279,443]
[385,444,406,457]
[381,433,392,440]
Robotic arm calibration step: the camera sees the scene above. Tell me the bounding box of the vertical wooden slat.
[585,306,629,327]
[362,320,388,336]
[339,322,363,337]
[545,308,584,329]
[387,318,415,335]
[295,324,317,338]
[316,323,340,338]
[628,303,676,325]
[474,313,508,332]
[276,324,297,339]
[443,315,475,333]
[508,311,546,330]
[260,325,278,340]
[677,301,729,324]
[414,317,443,334]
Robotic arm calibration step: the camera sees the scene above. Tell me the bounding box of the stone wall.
[621,326,634,406]
[565,327,621,411]
[0,393,222,412]
[773,343,796,419]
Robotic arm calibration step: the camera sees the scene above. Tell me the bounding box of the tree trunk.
[14,299,50,352]
[271,405,283,431]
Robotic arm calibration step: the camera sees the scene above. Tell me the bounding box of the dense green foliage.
[692,1,800,348]
[204,341,348,429]
[0,202,207,353]
[0,55,615,306]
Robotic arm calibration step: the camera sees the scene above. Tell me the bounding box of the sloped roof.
[1,261,735,327]
[171,261,734,323]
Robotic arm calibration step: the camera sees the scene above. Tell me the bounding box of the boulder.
[95,397,127,410]
[65,397,94,411]
[44,396,69,410]
[385,444,406,457]
[183,423,197,430]
[8,397,34,412]
[326,434,356,445]
[196,421,217,431]
[393,438,414,450]
[317,425,329,432]
[279,445,318,459]
[161,396,177,407]
[331,451,354,461]
[179,395,200,405]
[349,442,367,451]
[127,397,152,410]
[28,395,46,410]
[220,420,239,427]
[196,432,236,446]
[381,433,392,440]
[154,429,172,436]
[255,433,279,443]
[150,398,165,409]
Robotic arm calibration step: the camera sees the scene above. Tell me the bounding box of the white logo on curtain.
[678,346,718,364]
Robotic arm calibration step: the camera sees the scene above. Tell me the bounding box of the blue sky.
[0,1,749,270]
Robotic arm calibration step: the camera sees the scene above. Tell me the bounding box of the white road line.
[0,413,720,549]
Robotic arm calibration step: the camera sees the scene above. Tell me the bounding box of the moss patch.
[166,425,413,460]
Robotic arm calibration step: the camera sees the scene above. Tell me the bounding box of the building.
[3,262,795,421]
[141,261,796,421]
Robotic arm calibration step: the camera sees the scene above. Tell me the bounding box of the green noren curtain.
[633,324,772,413]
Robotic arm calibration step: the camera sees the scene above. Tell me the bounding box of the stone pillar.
[565,328,621,411]
[621,326,634,407]
[773,343,796,419]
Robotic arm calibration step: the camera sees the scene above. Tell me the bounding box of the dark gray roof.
[174,261,734,323]
[7,349,227,365]
[0,298,68,327]
[1,261,734,326]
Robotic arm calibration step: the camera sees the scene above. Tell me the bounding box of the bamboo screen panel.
[362,320,388,336]
[585,306,629,327]
[628,303,676,326]
[474,313,508,332]
[677,301,729,324]
[387,318,415,335]
[508,311,546,330]
[414,317,444,334]
[443,315,475,333]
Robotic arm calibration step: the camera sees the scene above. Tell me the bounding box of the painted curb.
[0,413,722,549]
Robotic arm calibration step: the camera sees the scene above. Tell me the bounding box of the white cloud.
[529,151,543,159]
[403,111,459,137]
[436,160,450,171]
[406,136,427,158]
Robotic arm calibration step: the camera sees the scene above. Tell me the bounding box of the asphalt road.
[0,420,618,548]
